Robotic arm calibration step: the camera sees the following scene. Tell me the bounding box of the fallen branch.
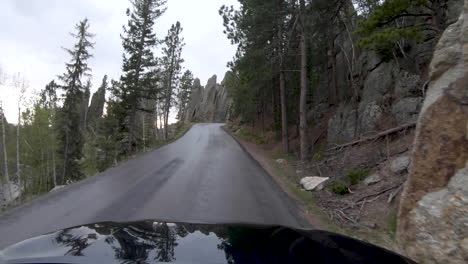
[356,184,403,203]
[326,122,416,152]
[387,185,404,203]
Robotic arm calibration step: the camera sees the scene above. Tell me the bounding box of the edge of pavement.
[221,125,337,232]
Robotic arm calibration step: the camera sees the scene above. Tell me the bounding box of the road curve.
[0,123,307,249]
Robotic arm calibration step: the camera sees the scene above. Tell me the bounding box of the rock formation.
[87,84,106,133]
[184,74,232,123]
[397,1,468,263]
[324,0,464,145]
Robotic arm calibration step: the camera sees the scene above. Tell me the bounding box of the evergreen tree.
[161,21,184,139]
[96,80,125,171]
[56,18,94,183]
[176,70,193,120]
[355,0,449,59]
[118,0,166,153]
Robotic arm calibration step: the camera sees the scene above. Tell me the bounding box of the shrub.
[329,181,349,195]
[312,147,326,161]
[347,168,371,185]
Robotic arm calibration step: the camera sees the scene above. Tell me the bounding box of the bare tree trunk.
[16,105,21,192]
[52,150,57,187]
[61,130,69,184]
[299,1,309,161]
[329,40,338,105]
[279,71,289,153]
[1,105,12,200]
[142,115,146,152]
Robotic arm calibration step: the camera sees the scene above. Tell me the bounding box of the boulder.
[327,103,357,144]
[358,101,383,134]
[390,156,411,174]
[406,166,468,264]
[364,173,382,186]
[397,1,468,262]
[391,97,423,124]
[300,176,329,191]
[395,71,422,97]
[362,62,395,103]
[275,159,285,164]
[50,185,66,192]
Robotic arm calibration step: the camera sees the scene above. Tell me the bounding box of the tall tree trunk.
[52,150,57,187]
[1,108,12,200]
[299,2,309,161]
[329,40,338,105]
[61,129,69,184]
[279,71,289,153]
[16,105,21,192]
[142,115,146,152]
[164,69,174,140]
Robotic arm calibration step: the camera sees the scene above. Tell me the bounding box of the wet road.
[0,123,306,249]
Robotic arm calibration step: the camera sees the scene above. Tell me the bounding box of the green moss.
[346,168,371,185]
[387,211,398,239]
[312,146,326,161]
[329,181,350,195]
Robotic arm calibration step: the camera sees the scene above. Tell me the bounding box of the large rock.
[397,1,468,263]
[185,74,232,122]
[358,101,383,134]
[390,156,411,174]
[406,166,468,263]
[327,103,357,144]
[300,176,329,191]
[362,62,395,103]
[391,97,423,124]
[364,173,382,186]
[395,71,422,97]
[184,78,204,121]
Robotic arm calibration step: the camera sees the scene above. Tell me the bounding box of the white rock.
[276,159,285,164]
[50,185,66,192]
[300,176,329,191]
[391,156,411,174]
[364,173,382,185]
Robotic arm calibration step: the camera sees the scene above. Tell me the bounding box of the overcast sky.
[0,0,239,123]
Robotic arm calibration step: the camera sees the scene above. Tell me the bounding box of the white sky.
[0,0,239,123]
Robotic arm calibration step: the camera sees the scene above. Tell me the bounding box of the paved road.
[0,123,307,249]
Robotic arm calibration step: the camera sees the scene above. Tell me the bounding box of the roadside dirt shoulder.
[223,126,331,231]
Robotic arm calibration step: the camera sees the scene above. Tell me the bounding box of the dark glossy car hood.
[0,220,415,264]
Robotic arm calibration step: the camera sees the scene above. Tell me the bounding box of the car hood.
[0,220,415,264]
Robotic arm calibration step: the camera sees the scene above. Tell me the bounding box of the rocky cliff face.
[321,0,464,145]
[184,74,232,123]
[397,1,468,262]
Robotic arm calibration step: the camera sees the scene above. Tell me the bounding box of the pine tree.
[161,21,185,139]
[176,70,194,120]
[118,0,167,153]
[56,18,94,183]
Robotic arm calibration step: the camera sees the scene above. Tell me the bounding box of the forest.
[0,0,195,205]
[219,0,458,159]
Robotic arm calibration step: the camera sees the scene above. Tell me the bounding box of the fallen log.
[327,122,416,152]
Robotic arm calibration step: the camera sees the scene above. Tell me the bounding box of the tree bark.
[52,150,57,187]
[329,40,338,105]
[279,71,289,153]
[1,107,12,200]
[299,0,309,161]
[16,105,21,192]
[61,129,69,184]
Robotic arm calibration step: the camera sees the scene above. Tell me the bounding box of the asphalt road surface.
[0,123,307,249]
